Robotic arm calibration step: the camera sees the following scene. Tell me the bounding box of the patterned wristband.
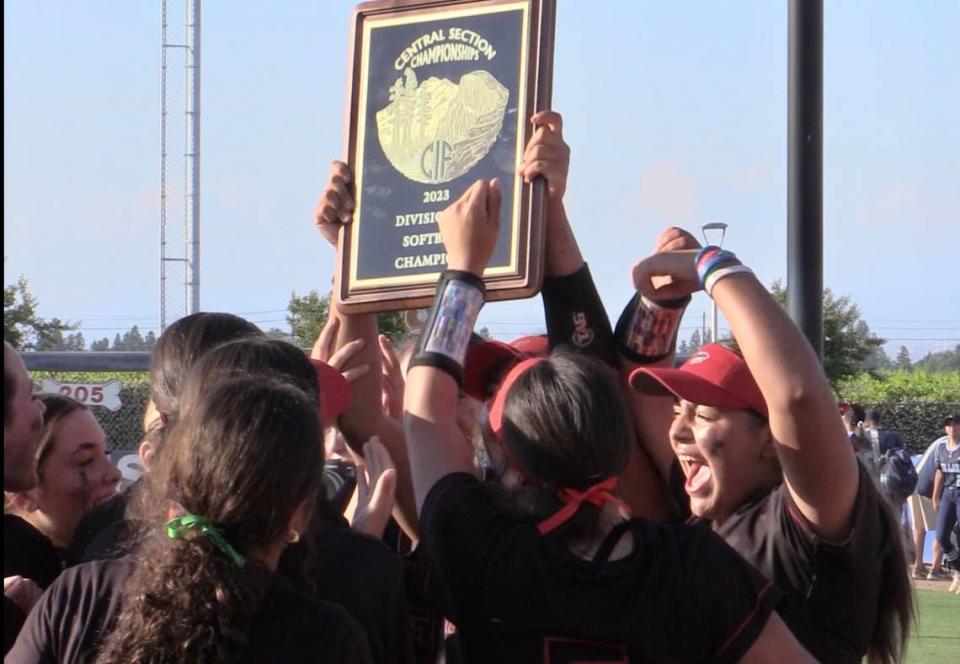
[615,293,690,364]
[410,270,485,384]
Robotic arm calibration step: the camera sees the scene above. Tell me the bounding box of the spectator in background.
[842,404,878,481]
[909,425,947,579]
[862,407,903,458]
[931,414,960,581]
[863,407,915,559]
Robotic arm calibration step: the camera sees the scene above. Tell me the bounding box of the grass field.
[905,589,960,663]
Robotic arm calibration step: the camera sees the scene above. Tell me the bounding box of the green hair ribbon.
[166,514,246,568]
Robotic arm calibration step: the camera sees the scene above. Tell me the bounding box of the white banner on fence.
[109,450,144,490]
[40,378,123,411]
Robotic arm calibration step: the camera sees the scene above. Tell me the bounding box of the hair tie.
[536,476,627,535]
[166,514,246,568]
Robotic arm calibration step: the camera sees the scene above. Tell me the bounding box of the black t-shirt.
[4,515,62,588]
[4,515,63,655]
[420,473,781,663]
[6,556,373,663]
[64,484,135,566]
[711,464,894,664]
[279,512,414,664]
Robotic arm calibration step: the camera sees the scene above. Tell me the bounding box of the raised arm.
[521,111,616,364]
[619,227,700,485]
[631,245,859,541]
[519,110,580,278]
[313,160,382,448]
[404,179,501,512]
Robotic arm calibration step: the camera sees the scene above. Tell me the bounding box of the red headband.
[487,357,546,437]
[487,358,629,534]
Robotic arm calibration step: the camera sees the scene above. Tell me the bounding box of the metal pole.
[160,0,168,331]
[186,0,201,313]
[787,0,823,358]
[701,222,727,344]
[712,301,718,344]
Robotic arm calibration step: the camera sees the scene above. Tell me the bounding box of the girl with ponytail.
[402,179,815,662]
[8,376,371,663]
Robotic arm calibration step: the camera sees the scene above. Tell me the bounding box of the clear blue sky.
[4,1,958,360]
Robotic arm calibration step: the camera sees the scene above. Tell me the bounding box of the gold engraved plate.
[376,67,509,184]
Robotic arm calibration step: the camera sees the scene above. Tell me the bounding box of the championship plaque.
[337,0,556,313]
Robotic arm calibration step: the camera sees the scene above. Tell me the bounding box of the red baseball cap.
[309,358,352,424]
[629,343,768,418]
[463,335,549,401]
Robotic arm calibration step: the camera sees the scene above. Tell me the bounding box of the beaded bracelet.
[695,246,741,288]
[704,264,755,296]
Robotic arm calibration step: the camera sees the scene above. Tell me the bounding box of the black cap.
[946,414,958,426]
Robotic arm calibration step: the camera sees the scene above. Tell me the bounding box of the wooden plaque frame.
[337,0,556,313]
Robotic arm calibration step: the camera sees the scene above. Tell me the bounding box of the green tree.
[112,333,124,351]
[688,329,702,353]
[895,346,912,371]
[914,344,960,372]
[287,290,331,349]
[4,275,75,350]
[377,311,408,342]
[90,337,111,351]
[770,280,885,383]
[265,327,294,342]
[287,289,409,348]
[35,326,85,351]
[859,321,893,371]
[122,325,146,351]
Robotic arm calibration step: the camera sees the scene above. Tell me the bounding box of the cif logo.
[421,139,454,183]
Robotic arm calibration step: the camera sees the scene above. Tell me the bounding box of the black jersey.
[6,556,372,663]
[4,515,63,654]
[420,472,781,663]
[711,463,895,663]
[279,510,414,664]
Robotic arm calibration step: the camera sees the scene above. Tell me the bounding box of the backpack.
[879,448,918,501]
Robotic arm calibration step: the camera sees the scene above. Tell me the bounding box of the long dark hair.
[96,376,323,663]
[179,336,320,406]
[496,349,634,541]
[129,337,325,573]
[149,312,262,418]
[869,496,914,664]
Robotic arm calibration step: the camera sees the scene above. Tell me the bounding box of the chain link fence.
[24,353,152,454]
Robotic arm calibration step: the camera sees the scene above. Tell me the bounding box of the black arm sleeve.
[541,264,616,366]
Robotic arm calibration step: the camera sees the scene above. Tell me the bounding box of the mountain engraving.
[376,68,509,184]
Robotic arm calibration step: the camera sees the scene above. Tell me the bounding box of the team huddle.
[5,111,929,663]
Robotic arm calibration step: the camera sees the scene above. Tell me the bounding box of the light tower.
[700,221,728,343]
[160,0,201,331]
